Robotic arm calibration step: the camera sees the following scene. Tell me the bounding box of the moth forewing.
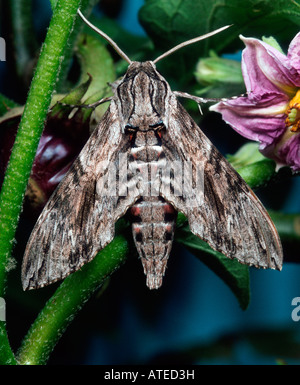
[22,16,283,291]
[21,100,139,290]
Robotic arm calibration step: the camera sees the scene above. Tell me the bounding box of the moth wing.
[22,100,138,290]
[160,95,283,270]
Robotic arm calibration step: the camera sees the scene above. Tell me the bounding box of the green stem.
[0,0,82,365]
[17,234,128,365]
[0,0,82,296]
[0,323,18,365]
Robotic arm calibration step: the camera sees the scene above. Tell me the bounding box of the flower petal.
[240,35,300,97]
[281,133,300,171]
[210,93,288,147]
[288,32,300,75]
[262,132,300,171]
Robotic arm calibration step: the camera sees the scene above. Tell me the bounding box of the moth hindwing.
[21,17,283,291]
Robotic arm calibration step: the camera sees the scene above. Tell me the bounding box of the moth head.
[77,10,231,65]
[118,61,170,130]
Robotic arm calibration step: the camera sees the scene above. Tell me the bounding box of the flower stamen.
[285,89,300,132]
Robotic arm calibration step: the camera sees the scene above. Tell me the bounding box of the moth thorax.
[134,130,160,146]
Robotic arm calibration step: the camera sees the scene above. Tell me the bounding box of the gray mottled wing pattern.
[22,100,139,290]
[160,94,283,270]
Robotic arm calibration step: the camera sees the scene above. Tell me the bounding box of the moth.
[22,10,283,291]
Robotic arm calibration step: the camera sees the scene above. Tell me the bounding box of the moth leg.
[173,91,249,104]
[173,91,250,115]
[173,91,221,104]
[57,96,113,110]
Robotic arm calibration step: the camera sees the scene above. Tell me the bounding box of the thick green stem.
[0,0,82,365]
[0,323,18,365]
[17,234,128,365]
[0,0,82,296]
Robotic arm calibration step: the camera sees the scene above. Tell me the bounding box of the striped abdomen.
[130,196,177,289]
[128,130,177,289]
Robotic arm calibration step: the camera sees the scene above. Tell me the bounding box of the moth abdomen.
[130,196,177,289]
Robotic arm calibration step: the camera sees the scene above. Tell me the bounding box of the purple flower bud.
[0,99,92,214]
[27,108,90,210]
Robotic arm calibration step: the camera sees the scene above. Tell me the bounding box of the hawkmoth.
[21,10,283,291]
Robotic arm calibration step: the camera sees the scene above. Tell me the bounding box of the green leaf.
[0,94,19,117]
[139,0,230,53]
[237,159,276,190]
[176,214,250,310]
[227,142,265,168]
[227,143,277,190]
[74,33,117,120]
[139,0,300,63]
[139,0,233,77]
[262,36,285,54]
[194,53,244,98]
[221,0,300,45]
[76,33,116,99]
[195,54,243,86]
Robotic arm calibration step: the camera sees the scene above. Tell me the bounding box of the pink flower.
[210,33,300,171]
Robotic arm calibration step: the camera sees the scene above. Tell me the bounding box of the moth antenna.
[153,25,232,64]
[77,9,132,64]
